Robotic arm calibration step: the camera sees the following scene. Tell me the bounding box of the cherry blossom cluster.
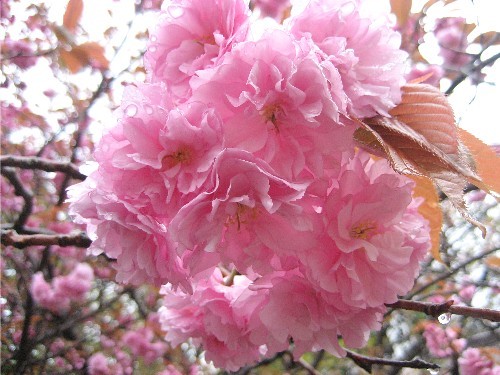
[30,263,94,314]
[68,0,431,370]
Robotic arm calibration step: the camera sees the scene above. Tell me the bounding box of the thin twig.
[345,348,439,374]
[387,299,500,322]
[407,247,499,299]
[0,155,86,180]
[1,229,92,249]
[1,167,34,231]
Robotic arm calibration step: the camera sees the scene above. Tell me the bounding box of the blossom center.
[260,104,283,131]
[225,203,259,230]
[162,147,193,169]
[350,221,377,240]
[196,33,216,45]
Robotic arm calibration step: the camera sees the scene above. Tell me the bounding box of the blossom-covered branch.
[387,299,500,322]
[1,229,92,249]
[0,155,86,180]
[345,348,439,373]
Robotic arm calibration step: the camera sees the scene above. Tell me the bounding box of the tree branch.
[1,229,92,249]
[1,167,33,231]
[407,247,499,299]
[387,299,500,322]
[445,50,500,95]
[0,155,86,180]
[344,348,439,374]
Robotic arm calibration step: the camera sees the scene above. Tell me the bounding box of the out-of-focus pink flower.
[287,0,408,118]
[30,272,71,313]
[423,323,466,358]
[3,39,38,69]
[435,17,470,67]
[459,284,476,303]
[145,0,250,101]
[252,0,291,20]
[459,348,500,375]
[53,263,94,300]
[406,63,444,87]
[122,327,167,364]
[88,353,113,375]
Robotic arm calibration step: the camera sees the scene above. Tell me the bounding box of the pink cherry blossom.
[160,268,262,371]
[3,39,38,69]
[53,263,94,300]
[287,0,408,118]
[170,149,317,274]
[252,0,291,20]
[192,29,354,179]
[122,327,167,364]
[145,0,250,101]
[458,348,500,375]
[423,323,466,358]
[30,272,71,313]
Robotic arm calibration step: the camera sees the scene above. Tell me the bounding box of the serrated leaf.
[410,176,443,262]
[390,0,412,27]
[354,83,487,237]
[63,0,83,33]
[458,128,500,195]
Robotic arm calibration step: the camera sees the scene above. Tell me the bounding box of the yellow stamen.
[350,221,377,240]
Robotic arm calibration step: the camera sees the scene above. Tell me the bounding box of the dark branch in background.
[387,299,500,322]
[344,349,439,374]
[0,155,86,180]
[1,229,92,249]
[445,36,500,95]
[407,247,499,299]
[1,167,34,231]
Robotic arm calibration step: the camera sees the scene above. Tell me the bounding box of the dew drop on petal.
[150,35,157,42]
[148,46,157,53]
[437,312,451,325]
[125,104,138,117]
[144,105,154,115]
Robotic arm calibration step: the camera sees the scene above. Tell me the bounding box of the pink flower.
[160,269,261,371]
[305,151,429,308]
[53,263,94,300]
[435,18,470,67]
[3,39,38,69]
[252,0,291,20]
[287,0,408,118]
[30,272,71,313]
[122,328,167,364]
[170,149,316,274]
[459,348,500,375]
[192,30,354,179]
[406,63,444,86]
[87,353,113,375]
[145,0,250,101]
[423,323,466,359]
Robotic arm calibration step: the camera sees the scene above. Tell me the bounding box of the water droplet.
[150,35,157,42]
[148,45,157,53]
[125,104,138,117]
[428,368,439,375]
[144,105,154,115]
[438,312,451,325]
